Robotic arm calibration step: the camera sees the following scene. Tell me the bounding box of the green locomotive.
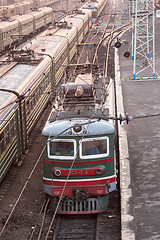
[42,73,116,214]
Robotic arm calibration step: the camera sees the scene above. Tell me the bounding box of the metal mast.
[132,0,155,79]
[129,0,132,35]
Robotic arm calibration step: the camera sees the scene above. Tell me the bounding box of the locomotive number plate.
[70,169,88,175]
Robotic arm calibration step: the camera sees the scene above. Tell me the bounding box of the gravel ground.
[0,104,51,240]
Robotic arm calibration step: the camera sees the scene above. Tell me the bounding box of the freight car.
[0,7,93,183]
[42,71,116,214]
[0,7,53,53]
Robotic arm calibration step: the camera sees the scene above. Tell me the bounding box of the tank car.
[42,72,116,214]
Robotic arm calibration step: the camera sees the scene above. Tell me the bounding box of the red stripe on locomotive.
[43,176,116,198]
[43,157,114,165]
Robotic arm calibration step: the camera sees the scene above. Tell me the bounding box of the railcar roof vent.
[61,73,94,98]
[6,49,42,65]
[74,9,85,15]
[56,21,71,29]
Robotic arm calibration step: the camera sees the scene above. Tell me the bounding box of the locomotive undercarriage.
[51,195,109,214]
[47,181,111,213]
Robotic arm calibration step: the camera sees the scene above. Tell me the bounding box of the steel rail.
[0,145,46,237]
[95,214,100,240]
[52,216,61,240]
[37,197,51,240]
[29,198,49,240]
[104,13,118,77]
[62,2,112,81]
[92,8,114,64]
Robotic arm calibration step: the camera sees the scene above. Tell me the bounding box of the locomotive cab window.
[47,139,76,160]
[80,137,109,159]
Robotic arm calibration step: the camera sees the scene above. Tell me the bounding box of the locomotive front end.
[42,118,116,214]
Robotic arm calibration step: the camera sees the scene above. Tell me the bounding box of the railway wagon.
[0,0,56,18]
[82,0,106,22]
[42,73,116,214]
[0,7,53,53]
[0,8,93,183]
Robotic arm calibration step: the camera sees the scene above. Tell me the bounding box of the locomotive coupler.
[72,189,87,201]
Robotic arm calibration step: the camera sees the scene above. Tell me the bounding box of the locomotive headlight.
[96,168,103,175]
[73,124,82,133]
[54,169,61,176]
[68,129,72,135]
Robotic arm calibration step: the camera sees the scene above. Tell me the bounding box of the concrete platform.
[122,78,160,240]
[117,14,160,240]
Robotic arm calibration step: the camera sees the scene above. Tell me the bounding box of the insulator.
[119,113,133,124]
[119,113,122,125]
[125,113,133,124]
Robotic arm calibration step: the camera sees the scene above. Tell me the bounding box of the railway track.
[30,5,122,240]
[51,0,84,22]
[29,190,120,240]
[0,1,125,239]
[66,4,128,82]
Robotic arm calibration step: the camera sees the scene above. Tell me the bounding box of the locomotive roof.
[83,4,98,9]
[42,118,115,137]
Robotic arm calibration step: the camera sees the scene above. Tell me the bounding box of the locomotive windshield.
[80,137,109,159]
[47,139,76,159]
[47,137,109,159]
